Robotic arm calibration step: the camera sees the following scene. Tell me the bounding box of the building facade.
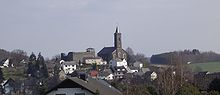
[61,61,77,74]
[83,57,107,65]
[61,48,96,63]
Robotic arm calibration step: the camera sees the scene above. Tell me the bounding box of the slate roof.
[98,47,116,55]
[98,69,113,76]
[46,77,122,95]
[62,61,78,65]
[83,57,102,60]
[129,66,139,70]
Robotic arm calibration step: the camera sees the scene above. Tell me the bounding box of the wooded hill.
[150,49,220,64]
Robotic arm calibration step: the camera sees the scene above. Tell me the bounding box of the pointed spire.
[115,26,119,33]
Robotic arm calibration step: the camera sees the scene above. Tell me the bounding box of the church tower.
[114,27,122,49]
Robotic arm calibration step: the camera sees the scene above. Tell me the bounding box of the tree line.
[150,49,220,64]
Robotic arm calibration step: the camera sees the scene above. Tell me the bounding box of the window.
[75,93,85,95]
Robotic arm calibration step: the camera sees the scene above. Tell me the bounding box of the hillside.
[189,62,220,73]
[150,49,220,64]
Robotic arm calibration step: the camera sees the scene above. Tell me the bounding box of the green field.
[189,62,220,73]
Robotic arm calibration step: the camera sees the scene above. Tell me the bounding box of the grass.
[189,62,220,73]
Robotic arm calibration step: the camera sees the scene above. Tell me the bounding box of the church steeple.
[114,26,122,49]
[115,26,119,33]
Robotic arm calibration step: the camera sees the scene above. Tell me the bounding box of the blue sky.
[0,0,220,58]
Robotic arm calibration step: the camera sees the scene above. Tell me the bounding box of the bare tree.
[157,54,193,95]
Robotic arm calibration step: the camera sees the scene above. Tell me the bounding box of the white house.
[0,59,12,68]
[109,59,127,67]
[83,57,107,65]
[61,61,77,74]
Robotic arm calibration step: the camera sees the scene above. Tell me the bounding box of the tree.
[126,47,150,66]
[36,53,49,79]
[147,86,158,95]
[92,63,98,70]
[208,78,220,93]
[135,53,149,67]
[26,52,37,76]
[10,49,28,66]
[126,47,136,65]
[126,47,134,56]
[157,54,194,95]
[175,84,201,95]
[26,52,48,79]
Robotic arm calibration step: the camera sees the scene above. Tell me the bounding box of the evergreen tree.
[36,53,48,79]
[26,52,37,76]
[26,52,48,79]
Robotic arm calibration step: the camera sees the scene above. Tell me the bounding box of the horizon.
[1,0,220,58]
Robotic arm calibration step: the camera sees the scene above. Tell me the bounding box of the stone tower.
[114,27,122,49]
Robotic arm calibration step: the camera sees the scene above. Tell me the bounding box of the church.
[98,27,127,63]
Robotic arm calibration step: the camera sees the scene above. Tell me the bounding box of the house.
[129,67,139,73]
[98,27,127,63]
[1,78,18,94]
[111,66,127,79]
[21,77,39,95]
[61,61,77,74]
[89,70,98,78]
[83,57,107,65]
[109,59,128,67]
[98,69,114,80]
[109,59,140,74]
[0,59,13,68]
[46,76,123,95]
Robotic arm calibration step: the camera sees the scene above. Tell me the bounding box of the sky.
[0,0,220,58]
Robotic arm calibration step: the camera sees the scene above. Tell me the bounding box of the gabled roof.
[98,47,116,55]
[2,78,15,86]
[45,78,95,95]
[46,77,122,95]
